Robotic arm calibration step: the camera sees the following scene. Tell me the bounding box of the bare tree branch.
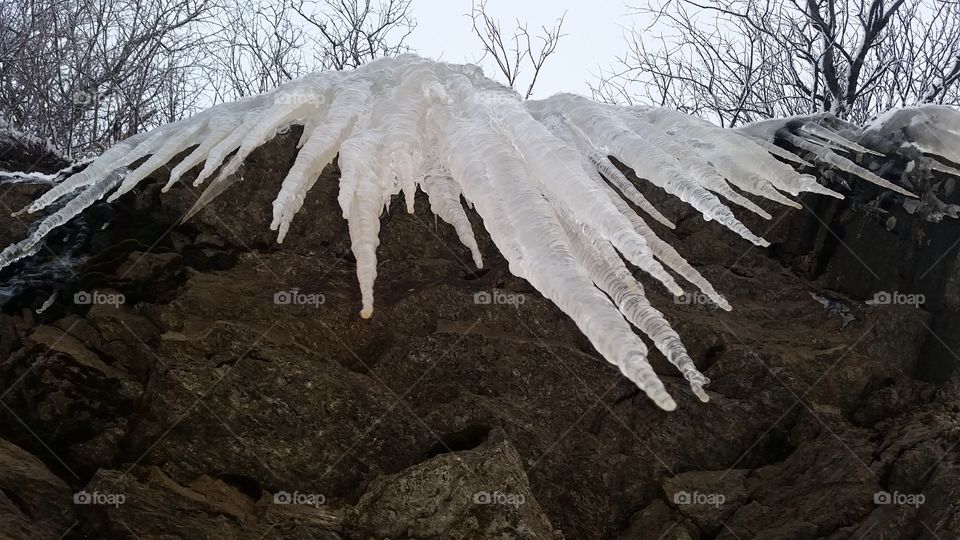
[594,0,960,124]
[0,0,415,154]
[469,0,566,99]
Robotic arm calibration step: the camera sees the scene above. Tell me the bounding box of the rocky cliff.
[0,129,959,539]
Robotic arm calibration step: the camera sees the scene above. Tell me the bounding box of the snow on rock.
[1,54,953,409]
[0,114,66,161]
[865,105,960,167]
[738,106,960,192]
[0,114,70,184]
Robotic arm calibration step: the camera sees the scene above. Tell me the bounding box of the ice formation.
[2,55,958,410]
[864,106,960,170]
[738,110,960,189]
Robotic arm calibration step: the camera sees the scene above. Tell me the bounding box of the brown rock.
[0,438,76,538]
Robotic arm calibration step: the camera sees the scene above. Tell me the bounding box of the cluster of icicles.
[3,55,959,410]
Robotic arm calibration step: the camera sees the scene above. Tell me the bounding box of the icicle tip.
[654,393,677,411]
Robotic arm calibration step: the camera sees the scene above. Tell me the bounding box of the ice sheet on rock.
[4,54,948,409]
[2,160,96,195]
[0,171,57,185]
[866,105,960,166]
[737,113,931,198]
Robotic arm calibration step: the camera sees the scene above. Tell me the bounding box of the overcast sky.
[407,0,633,99]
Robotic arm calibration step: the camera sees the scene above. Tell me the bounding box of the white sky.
[406,0,633,99]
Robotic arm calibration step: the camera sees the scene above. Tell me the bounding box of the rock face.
[1,130,959,539]
[0,438,76,538]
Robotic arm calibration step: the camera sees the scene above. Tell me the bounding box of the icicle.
[204,87,333,188]
[588,153,677,228]
[22,131,153,214]
[780,132,917,197]
[0,170,124,269]
[109,119,209,200]
[800,123,882,156]
[189,119,257,188]
[271,79,375,240]
[931,160,960,178]
[35,290,57,314]
[422,173,483,268]
[559,208,710,401]
[798,132,857,154]
[594,179,730,311]
[750,137,813,167]
[539,96,768,246]
[637,107,843,202]
[347,158,389,319]
[420,151,483,269]
[164,116,242,192]
[618,114,776,219]
[535,111,677,229]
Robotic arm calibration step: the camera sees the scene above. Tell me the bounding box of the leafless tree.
[296,0,416,71]
[204,0,414,102]
[593,0,960,126]
[0,0,216,154]
[0,0,415,155]
[925,54,960,101]
[469,0,566,99]
[204,0,311,101]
